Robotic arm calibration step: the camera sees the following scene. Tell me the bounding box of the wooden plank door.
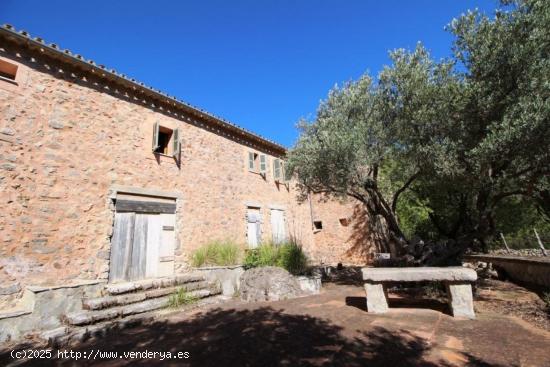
[270,209,286,244]
[110,212,161,282]
[145,214,162,278]
[109,212,135,282]
[246,209,261,248]
[157,214,176,277]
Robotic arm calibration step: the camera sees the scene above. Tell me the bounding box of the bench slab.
[361,267,477,319]
[362,266,477,283]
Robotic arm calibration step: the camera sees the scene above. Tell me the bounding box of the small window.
[273,159,290,183]
[248,152,258,172]
[0,59,18,82]
[152,122,180,158]
[313,220,323,230]
[339,218,350,227]
[273,159,282,181]
[248,152,266,176]
[259,154,267,175]
[155,127,172,154]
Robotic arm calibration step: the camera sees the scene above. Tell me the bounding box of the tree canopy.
[288,0,550,258]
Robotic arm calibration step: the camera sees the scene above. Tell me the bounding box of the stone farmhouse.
[0,25,380,339]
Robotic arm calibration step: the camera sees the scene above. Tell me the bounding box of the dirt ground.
[474,279,550,332]
[1,280,549,367]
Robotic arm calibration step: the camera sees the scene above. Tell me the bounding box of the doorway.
[246,207,261,248]
[109,197,176,282]
[270,209,286,244]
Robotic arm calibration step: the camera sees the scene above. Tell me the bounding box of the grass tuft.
[191,239,242,267]
[167,287,198,308]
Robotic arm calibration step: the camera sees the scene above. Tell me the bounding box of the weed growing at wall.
[167,288,198,308]
[191,240,242,267]
[244,241,309,275]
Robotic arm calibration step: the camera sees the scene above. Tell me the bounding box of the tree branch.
[391,170,421,214]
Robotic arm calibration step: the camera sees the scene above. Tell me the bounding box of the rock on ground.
[239,266,304,302]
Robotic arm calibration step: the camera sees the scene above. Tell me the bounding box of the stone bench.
[362,267,477,319]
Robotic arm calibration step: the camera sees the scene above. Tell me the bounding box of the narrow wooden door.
[246,208,261,248]
[270,209,286,244]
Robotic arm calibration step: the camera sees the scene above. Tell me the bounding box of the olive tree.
[288,0,550,257]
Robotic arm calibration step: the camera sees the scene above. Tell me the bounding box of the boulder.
[239,266,303,302]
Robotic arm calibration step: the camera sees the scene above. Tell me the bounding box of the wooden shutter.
[152,122,160,152]
[248,152,255,171]
[273,159,281,181]
[259,154,267,175]
[172,128,181,159]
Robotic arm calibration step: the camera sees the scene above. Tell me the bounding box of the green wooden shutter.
[152,122,160,152]
[259,154,267,175]
[273,159,281,181]
[172,128,180,158]
[248,152,255,171]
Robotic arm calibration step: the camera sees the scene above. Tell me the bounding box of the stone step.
[104,274,205,296]
[65,288,219,326]
[48,294,230,347]
[84,280,210,310]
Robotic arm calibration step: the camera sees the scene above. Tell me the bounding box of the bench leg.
[364,283,388,313]
[446,283,475,319]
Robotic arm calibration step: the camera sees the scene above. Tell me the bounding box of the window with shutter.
[273,159,281,181]
[172,128,180,159]
[152,122,160,152]
[259,154,267,176]
[248,152,256,171]
[152,123,178,158]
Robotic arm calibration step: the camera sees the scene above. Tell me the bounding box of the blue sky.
[2,0,497,147]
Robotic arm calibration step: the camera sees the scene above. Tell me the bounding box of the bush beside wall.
[191,240,243,267]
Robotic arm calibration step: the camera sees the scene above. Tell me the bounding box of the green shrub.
[243,248,261,269]
[243,241,309,275]
[277,242,308,275]
[167,287,198,308]
[243,243,279,269]
[191,240,242,267]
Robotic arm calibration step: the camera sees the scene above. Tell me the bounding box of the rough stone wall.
[0,44,374,308]
[307,195,378,265]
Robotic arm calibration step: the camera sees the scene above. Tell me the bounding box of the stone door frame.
[107,185,183,282]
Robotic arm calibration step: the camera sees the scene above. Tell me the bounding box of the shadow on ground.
[345,296,451,315]
[1,306,502,367]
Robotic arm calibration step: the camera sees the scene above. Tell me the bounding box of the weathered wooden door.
[246,208,261,248]
[110,213,161,282]
[109,197,176,282]
[270,209,286,244]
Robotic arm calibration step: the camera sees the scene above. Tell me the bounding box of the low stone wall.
[488,249,547,257]
[464,254,550,288]
[192,266,245,296]
[295,275,322,294]
[192,266,323,297]
[0,280,104,343]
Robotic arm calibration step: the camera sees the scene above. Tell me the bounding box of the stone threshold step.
[65,288,219,326]
[47,294,230,347]
[84,280,209,310]
[104,274,205,296]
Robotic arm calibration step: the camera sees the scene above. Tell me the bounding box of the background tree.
[288,0,549,260]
